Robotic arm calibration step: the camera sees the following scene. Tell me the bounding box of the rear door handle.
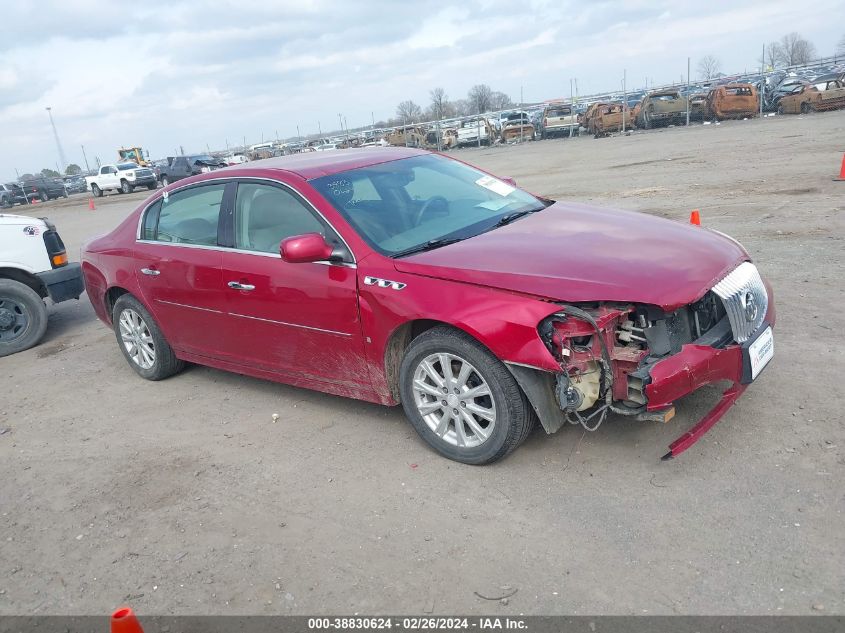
[227,281,255,291]
[140,268,160,276]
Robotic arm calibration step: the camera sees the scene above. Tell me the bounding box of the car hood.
[393,202,748,311]
[0,214,45,227]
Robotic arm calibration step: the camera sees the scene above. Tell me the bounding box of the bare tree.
[776,32,816,66]
[697,55,721,80]
[467,84,493,114]
[396,100,422,123]
[489,91,514,111]
[429,87,449,121]
[759,42,780,69]
[452,99,472,117]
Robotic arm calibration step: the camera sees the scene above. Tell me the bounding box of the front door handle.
[140,268,160,276]
[227,281,255,291]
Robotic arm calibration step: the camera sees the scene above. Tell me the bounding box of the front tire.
[112,294,184,380]
[147,182,157,190]
[160,176,169,187]
[0,280,48,357]
[121,180,133,194]
[91,183,103,197]
[398,326,534,465]
[800,102,811,114]
[40,191,48,202]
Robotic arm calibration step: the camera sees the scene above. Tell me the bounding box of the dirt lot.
[1,111,843,616]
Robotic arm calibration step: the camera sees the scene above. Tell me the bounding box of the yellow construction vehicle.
[117,147,149,166]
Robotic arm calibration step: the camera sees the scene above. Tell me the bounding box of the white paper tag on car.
[749,326,774,380]
[476,175,515,197]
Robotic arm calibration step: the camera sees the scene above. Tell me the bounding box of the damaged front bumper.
[646,320,774,459]
[508,269,776,461]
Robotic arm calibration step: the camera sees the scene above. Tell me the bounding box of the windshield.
[191,155,217,163]
[310,154,548,257]
[117,163,138,171]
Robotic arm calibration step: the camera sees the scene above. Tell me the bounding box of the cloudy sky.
[0,0,841,180]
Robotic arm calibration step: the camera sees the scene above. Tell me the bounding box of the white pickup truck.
[86,162,158,197]
[0,214,85,356]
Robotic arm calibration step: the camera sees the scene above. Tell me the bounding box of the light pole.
[686,57,691,127]
[621,69,627,134]
[46,107,68,173]
[80,144,90,174]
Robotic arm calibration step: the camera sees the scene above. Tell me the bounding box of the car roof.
[242,146,428,180]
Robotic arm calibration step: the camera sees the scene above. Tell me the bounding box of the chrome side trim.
[137,240,222,252]
[229,312,352,337]
[156,299,224,314]
[134,176,357,264]
[134,241,357,268]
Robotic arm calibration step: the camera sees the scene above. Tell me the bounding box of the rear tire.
[398,326,534,465]
[112,294,184,381]
[0,279,48,357]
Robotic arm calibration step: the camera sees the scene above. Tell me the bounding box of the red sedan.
[81,148,775,464]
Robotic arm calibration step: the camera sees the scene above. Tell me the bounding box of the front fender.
[359,262,562,402]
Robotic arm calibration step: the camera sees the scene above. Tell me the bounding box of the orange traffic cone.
[88,197,96,211]
[689,209,701,225]
[111,606,144,633]
[30,197,39,205]
[834,154,845,181]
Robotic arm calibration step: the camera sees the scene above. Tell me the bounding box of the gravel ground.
[1,111,843,616]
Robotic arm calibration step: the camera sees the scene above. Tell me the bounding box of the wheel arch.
[105,286,131,321]
[0,267,46,298]
[383,319,465,402]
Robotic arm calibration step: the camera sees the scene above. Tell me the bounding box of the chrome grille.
[135,169,152,177]
[711,262,768,343]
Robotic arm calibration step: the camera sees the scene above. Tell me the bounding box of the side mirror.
[280,233,334,263]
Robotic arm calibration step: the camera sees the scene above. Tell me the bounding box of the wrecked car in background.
[80,147,775,465]
[636,90,687,128]
[157,155,228,187]
[540,103,579,138]
[425,127,458,150]
[456,118,495,147]
[589,103,632,137]
[688,93,709,121]
[707,83,759,120]
[500,111,535,143]
[385,126,426,148]
[777,77,845,114]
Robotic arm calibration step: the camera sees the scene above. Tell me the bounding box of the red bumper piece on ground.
[661,382,747,460]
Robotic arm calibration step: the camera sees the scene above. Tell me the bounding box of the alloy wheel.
[412,352,496,448]
[118,308,156,369]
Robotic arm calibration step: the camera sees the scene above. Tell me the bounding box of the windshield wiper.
[391,237,464,258]
[492,208,540,228]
